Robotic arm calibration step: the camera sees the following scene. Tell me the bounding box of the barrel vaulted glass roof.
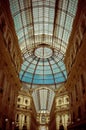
[9,0,78,113]
[9,0,78,85]
[32,88,55,113]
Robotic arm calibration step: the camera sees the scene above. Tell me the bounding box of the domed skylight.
[19,46,67,84]
[35,46,53,59]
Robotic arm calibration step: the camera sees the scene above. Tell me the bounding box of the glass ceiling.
[32,87,55,113]
[19,45,67,84]
[21,83,64,112]
[9,0,78,85]
[9,0,78,113]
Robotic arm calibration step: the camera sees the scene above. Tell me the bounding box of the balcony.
[16,104,31,112]
[55,104,69,112]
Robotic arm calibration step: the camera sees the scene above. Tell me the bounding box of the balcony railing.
[56,104,69,111]
[16,104,31,111]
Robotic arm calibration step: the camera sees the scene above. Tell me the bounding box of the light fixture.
[12,122,15,125]
[5,118,8,122]
[77,118,80,121]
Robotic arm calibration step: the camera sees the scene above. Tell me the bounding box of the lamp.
[12,122,14,125]
[5,118,8,122]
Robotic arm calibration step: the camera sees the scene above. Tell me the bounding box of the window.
[66,97,69,102]
[18,97,21,102]
[17,105,20,108]
[58,99,62,105]
[24,116,27,123]
[16,114,19,122]
[25,99,28,104]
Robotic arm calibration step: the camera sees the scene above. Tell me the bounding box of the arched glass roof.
[9,0,78,113]
[9,0,78,85]
[10,0,77,84]
[32,87,55,113]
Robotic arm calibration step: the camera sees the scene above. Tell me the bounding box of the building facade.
[64,0,86,129]
[15,88,38,130]
[49,85,70,130]
[0,0,22,129]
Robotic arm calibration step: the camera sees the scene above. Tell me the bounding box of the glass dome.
[35,46,53,59]
[20,45,67,84]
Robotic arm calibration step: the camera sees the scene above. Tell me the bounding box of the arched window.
[16,114,19,122]
[18,97,21,102]
[24,115,27,123]
[25,99,28,104]
[58,99,62,105]
[66,97,69,102]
